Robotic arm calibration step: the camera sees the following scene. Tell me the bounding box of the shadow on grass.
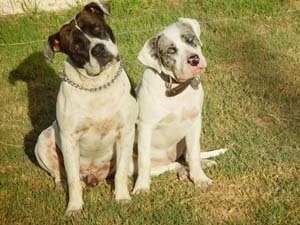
[209,19,300,142]
[234,37,300,135]
[9,51,60,165]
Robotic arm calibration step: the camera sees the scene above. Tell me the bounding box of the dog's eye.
[94,26,101,34]
[72,43,81,53]
[92,26,102,35]
[167,47,177,54]
[93,27,109,39]
[191,37,200,46]
[183,34,200,48]
[71,37,86,53]
[74,45,80,51]
[186,35,197,44]
[187,36,194,43]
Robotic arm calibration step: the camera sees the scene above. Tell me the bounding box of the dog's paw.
[115,191,131,202]
[132,181,150,195]
[132,187,150,195]
[201,159,217,169]
[132,178,150,195]
[65,202,83,217]
[177,167,189,181]
[194,177,213,189]
[116,197,131,204]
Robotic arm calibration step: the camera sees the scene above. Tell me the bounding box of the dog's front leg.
[60,132,83,216]
[114,125,135,201]
[132,122,153,194]
[185,116,213,189]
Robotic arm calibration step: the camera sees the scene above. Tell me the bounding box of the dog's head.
[138,18,207,81]
[44,1,119,76]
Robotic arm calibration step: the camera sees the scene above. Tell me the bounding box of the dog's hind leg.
[35,122,66,190]
[150,162,183,176]
[177,139,227,167]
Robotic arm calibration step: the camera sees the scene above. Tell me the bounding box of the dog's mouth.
[174,65,205,83]
[189,64,206,76]
[85,56,120,77]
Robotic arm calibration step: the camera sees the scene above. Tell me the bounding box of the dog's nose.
[187,54,200,66]
[91,44,106,57]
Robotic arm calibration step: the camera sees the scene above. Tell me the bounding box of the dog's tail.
[200,148,228,159]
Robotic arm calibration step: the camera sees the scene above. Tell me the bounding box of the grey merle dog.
[133,18,227,194]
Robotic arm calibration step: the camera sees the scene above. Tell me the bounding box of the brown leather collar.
[158,71,200,97]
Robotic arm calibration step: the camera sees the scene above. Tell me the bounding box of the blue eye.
[167,46,177,54]
[188,36,196,44]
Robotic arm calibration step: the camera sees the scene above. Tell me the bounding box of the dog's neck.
[61,60,123,92]
[152,69,200,97]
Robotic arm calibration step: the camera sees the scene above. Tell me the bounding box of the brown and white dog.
[133,18,227,194]
[35,1,138,216]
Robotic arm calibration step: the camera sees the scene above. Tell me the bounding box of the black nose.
[91,44,105,57]
[188,54,200,66]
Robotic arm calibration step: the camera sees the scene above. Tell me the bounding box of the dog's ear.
[84,1,111,16]
[44,32,61,60]
[138,35,162,73]
[178,18,201,39]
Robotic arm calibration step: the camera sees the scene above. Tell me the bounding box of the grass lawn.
[1,0,300,224]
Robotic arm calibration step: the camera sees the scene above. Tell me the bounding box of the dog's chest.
[147,84,203,148]
[156,107,199,129]
[75,113,122,157]
[152,107,199,148]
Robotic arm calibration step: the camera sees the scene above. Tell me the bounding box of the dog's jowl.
[35,1,138,216]
[133,18,227,194]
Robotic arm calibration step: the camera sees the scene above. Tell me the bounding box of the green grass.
[1,0,300,224]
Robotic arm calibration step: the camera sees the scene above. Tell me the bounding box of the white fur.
[35,60,138,216]
[133,18,227,194]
